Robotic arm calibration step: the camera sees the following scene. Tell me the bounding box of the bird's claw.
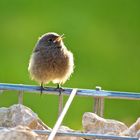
[56,85,64,96]
[40,86,44,96]
[39,83,47,96]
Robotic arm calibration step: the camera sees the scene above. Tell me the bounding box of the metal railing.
[0,83,140,140]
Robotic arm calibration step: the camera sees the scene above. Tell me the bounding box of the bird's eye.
[48,38,53,42]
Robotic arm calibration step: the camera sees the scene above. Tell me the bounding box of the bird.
[28,32,74,94]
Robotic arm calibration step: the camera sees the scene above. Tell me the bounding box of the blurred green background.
[0,0,140,129]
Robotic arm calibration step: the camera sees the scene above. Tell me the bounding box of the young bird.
[28,32,74,94]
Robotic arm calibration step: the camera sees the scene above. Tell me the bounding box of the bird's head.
[37,32,64,48]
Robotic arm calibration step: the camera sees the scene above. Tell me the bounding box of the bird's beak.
[54,34,64,43]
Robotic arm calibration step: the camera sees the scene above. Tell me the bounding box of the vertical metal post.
[94,86,104,117]
[18,91,23,104]
[58,94,63,117]
[94,98,99,114]
[99,96,104,117]
[0,90,3,95]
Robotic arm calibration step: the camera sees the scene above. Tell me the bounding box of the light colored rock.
[55,126,84,140]
[0,105,84,140]
[0,104,50,130]
[136,129,140,138]
[82,112,128,136]
[122,117,140,138]
[0,125,43,140]
[0,125,84,140]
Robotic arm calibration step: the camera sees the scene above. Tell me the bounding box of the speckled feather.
[28,32,74,85]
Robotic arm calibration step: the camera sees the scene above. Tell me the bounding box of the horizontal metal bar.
[0,83,140,100]
[33,130,138,140]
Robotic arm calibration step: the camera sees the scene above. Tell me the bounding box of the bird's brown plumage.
[28,32,74,86]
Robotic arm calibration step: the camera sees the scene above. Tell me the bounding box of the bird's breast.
[28,47,74,84]
[34,48,69,74]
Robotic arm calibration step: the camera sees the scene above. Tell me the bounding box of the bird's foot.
[58,88,64,96]
[56,84,64,95]
[40,86,44,96]
[37,86,48,96]
[39,83,46,96]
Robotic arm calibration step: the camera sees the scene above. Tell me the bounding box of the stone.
[136,129,140,138]
[0,104,84,140]
[0,125,84,140]
[82,112,128,136]
[0,125,43,140]
[122,117,140,138]
[54,126,84,140]
[0,104,50,130]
